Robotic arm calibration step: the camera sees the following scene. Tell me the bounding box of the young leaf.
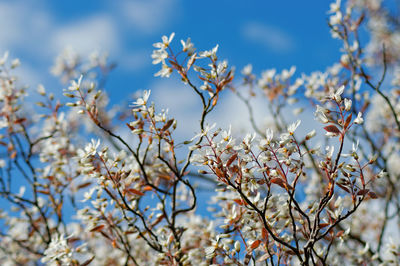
[324,125,341,134]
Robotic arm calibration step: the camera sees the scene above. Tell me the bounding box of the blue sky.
[0,0,342,138]
[0,0,340,90]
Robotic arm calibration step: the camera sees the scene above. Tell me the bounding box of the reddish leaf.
[126,123,134,130]
[158,174,172,181]
[336,230,344,237]
[168,60,182,71]
[150,214,165,229]
[344,113,352,129]
[226,153,237,167]
[357,189,369,196]
[56,203,62,217]
[261,228,268,240]
[368,191,378,199]
[215,167,225,178]
[212,94,219,106]
[361,102,369,113]
[161,119,174,132]
[143,186,153,191]
[198,75,207,81]
[99,230,112,240]
[90,224,105,232]
[324,125,341,134]
[337,183,350,193]
[319,223,329,229]
[276,169,286,181]
[230,165,240,174]
[14,118,26,124]
[233,198,247,206]
[270,178,285,188]
[77,182,92,189]
[182,170,190,176]
[126,188,145,196]
[247,240,261,252]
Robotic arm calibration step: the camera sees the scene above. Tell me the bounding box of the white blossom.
[354,112,364,124]
[41,234,74,265]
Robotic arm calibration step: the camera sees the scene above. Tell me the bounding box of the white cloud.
[149,77,323,148]
[0,1,121,60]
[0,0,179,78]
[14,64,44,88]
[241,22,295,54]
[150,79,274,140]
[150,78,202,139]
[0,1,52,54]
[209,92,272,136]
[116,0,178,33]
[51,15,119,56]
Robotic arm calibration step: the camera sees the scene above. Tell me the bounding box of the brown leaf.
[56,203,63,217]
[161,119,174,132]
[158,174,172,181]
[270,177,293,190]
[247,240,261,253]
[230,165,240,174]
[368,191,378,199]
[150,214,165,229]
[226,153,237,167]
[270,178,286,188]
[319,223,329,229]
[261,228,268,240]
[357,189,369,196]
[215,167,225,178]
[77,182,92,189]
[324,125,341,134]
[233,198,247,206]
[336,230,344,237]
[14,118,26,124]
[126,122,135,130]
[337,183,350,193]
[276,168,286,180]
[126,188,145,196]
[143,186,153,191]
[10,151,17,159]
[90,224,105,232]
[168,60,182,71]
[99,230,112,240]
[212,94,219,106]
[344,113,352,129]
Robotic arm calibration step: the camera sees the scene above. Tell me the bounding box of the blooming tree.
[0,0,400,265]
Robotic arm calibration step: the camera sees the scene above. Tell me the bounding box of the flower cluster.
[1,0,400,265]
